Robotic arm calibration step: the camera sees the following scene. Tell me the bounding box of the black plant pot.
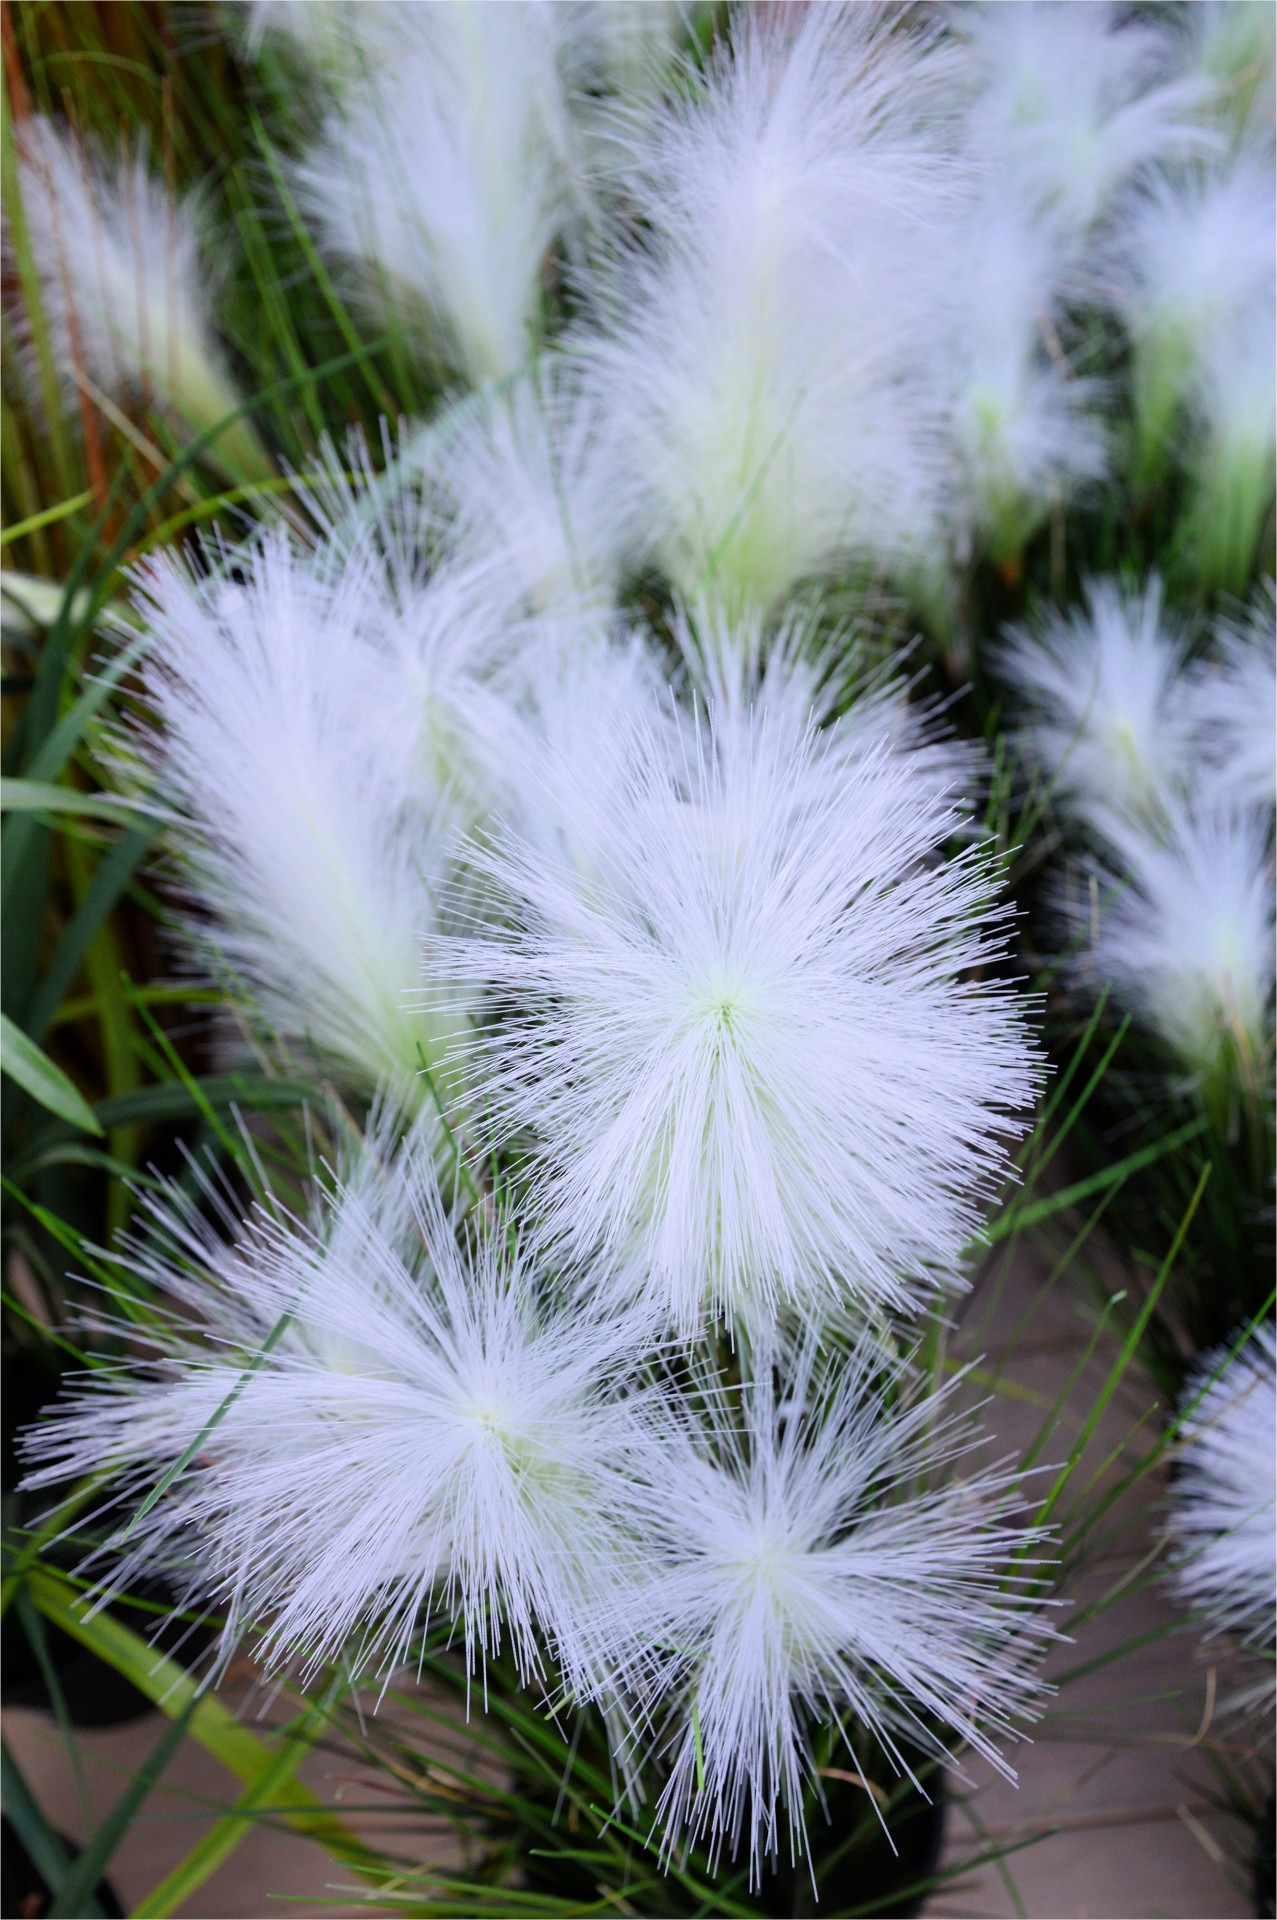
[0,1816,124,1919]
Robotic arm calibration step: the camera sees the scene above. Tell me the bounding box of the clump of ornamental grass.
[22,484,1053,1888]
[22,1121,1052,1884]
[10,114,273,482]
[19,1,1268,1903]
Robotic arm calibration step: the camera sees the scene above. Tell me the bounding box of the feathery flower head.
[1106,155,1276,487]
[417,359,634,618]
[128,526,499,1107]
[293,2,582,386]
[942,190,1106,564]
[1170,1323,1276,1671]
[961,1,1215,235]
[999,576,1196,842]
[12,116,270,480]
[1080,801,1275,1084]
[584,2,958,614]
[22,1126,654,1695]
[612,1340,1050,1880]
[444,659,1038,1335]
[670,598,984,822]
[1189,584,1277,814]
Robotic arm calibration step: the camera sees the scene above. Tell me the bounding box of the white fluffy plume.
[127,527,502,1106]
[1080,801,1275,1082]
[21,1125,654,1695]
[12,116,269,479]
[292,2,582,385]
[1190,585,1277,814]
[614,1340,1050,1879]
[1170,1324,1276,1669]
[443,663,1038,1334]
[417,359,633,618]
[1106,154,1276,487]
[999,576,1197,841]
[960,2,1214,236]
[582,3,959,613]
[941,188,1107,563]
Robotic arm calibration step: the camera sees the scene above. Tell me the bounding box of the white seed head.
[1078,800,1275,1080]
[1170,1324,1276,1667]
[960,1,1216,235]
[1177,1,1276,140]
[610,1342,1051,1880]
[1188,584,1277,814]
[1000,576,1198,842]
[21,1126,655,1697]
[580,2,960,613]
[1105,154,1276,484]
[126,526,501,1105]
[292,1,583,385]
[13,116,248,450]
[443,657,1038,1335]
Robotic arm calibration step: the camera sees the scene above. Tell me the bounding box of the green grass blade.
[0,1739,105,1920]
[25,1568,385,1879]
[128,1703,337,1917]
[0,1011,104,1134]
[46,1697,199,1920]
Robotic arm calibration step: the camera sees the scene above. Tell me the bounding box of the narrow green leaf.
[25,1569,384,1878]
[47,1699,198,1919]
[0,1011,103,1134]
[128,1707,329,1918]
[0,490,95,546]
[123,1307,296,1535]
[1,777,140,824]
[0,1740,103,1920]
[989,1115,1208,1241]
[28,825,156,1043]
